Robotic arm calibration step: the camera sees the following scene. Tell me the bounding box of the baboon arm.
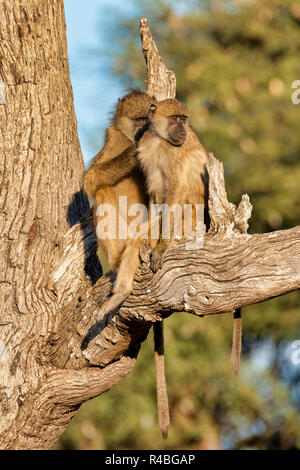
[83,147,138,197]
[93,148,138,187]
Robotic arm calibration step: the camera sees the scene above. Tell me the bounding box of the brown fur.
[231,308,242,376]
[83,91,170,439]
[137,98,209,270]
[137,97,242,373]
[154,322,169,439]
[83,91,155,310]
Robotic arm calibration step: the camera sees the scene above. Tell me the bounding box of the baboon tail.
[154,321,170,439]
[231,308,242,376]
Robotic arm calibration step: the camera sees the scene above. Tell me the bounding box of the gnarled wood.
[140,17,176,100]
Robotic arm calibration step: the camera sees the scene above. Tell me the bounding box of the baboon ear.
[148,103,157,116]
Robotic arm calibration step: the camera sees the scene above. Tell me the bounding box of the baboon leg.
[94,241,141,321]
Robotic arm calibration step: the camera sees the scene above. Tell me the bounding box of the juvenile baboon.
[83,91,170,438]
[137,98,242,375]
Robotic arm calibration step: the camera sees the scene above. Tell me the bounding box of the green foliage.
[58,0,300,449]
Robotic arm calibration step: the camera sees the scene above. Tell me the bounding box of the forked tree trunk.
[1,1,300,450]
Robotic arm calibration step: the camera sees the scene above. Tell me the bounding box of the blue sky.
[64,0,137,164]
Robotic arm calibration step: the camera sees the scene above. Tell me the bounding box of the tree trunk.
[1,3,300,450]
[0,0,92,449]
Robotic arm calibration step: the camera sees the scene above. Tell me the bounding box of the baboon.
[83,91,170,438]
[137,98,242,375]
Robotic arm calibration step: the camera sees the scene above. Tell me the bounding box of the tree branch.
[47,152,300,374]
[140,16,176,100]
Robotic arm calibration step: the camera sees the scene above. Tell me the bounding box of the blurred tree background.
[57,0,300,450]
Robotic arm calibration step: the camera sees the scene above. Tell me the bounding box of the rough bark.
[0,0,95,449]
[140,16,176,100]
[0,6,299,450]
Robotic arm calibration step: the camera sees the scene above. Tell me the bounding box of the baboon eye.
[170,115,187,123]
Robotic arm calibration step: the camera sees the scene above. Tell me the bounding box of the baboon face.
[167,114,187,146]
[114,91,156,144]
[148,99,189,147]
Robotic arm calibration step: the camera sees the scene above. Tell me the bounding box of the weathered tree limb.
[44,153,300,371]
[53,222,300,365]
[140,16,176,100]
